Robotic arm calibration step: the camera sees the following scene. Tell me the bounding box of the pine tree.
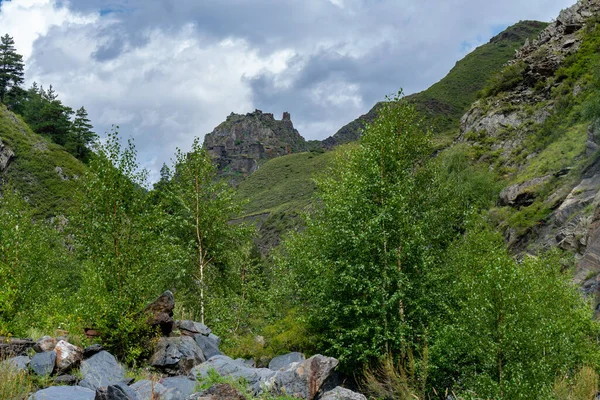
[71,106,96,159]
[0,34,24,104]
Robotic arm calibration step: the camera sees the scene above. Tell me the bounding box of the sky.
[0,0,576,182]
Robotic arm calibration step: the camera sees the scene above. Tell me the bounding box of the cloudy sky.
[0,0,575,181]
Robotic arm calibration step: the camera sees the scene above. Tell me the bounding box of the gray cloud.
[0,0,576,181]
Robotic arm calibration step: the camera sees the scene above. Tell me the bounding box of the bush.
[0,361,34,400]
[480,61,526,98]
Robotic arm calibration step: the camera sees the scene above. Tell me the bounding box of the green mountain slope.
[0,105,85,217]
[323,20,548,147]
[236,149,340,252]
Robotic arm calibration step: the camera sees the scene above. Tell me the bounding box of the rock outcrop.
[203,110,308,181]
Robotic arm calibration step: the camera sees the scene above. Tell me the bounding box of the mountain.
[322,20,549,148]
[0,105,85,217]
[236,21,549,254]
[203,110,309,182]
[455,0,600,303]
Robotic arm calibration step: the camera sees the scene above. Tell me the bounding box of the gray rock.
[236,358,255,368]
[83,344,104,358]
[177,320,211,337]
[207,333,220,346]
[320,387,367,400]
[34,336,57,353]
[150,336,205,375]
[2,355,30,371]
[79,351,126,390]
[160,376,198,397]
[29,386,95,400]
[193,334,222,359]
[189,355,276,394]
[94,383,138,400]
[131,380,180,400]
[55,340,83,373]
[268,352,305,371]
[144,290,175,335]
[270,354,339,399]
[0,138,14,173]
[499,176,551,207]
[54,374,79,385]
[30,350,56,376]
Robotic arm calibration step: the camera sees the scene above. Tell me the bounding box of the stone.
[320,387,367,400]
[270,355,339,399]
[0,138,15,173]
[208,333,221,346]
[2,355,30,371]
[160,376,198,397]
[198,383,246,400]
[177,320,211,336]
[498,176,551,207]
[131,380,179,400]
[54,374,79,385]
[0,337,35,357]
[55,340,84,372]
[83,344,104,358]
[79,350,126,391]
[150,336,205,375]
[189,355,276,394]
[94,383,138,400]
[268,352,305,371]
[194,333,222,359]
[30,350,56,376]
[144,290,175,335]
[29,386,95,400]
[34,336,57,353]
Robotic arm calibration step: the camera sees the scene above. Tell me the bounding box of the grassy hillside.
[236,149,342,252]
[324,20,548,147]
[0,105,85,217]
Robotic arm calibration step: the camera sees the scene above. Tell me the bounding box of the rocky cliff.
[203,110,309,181]
[458,0,600,311]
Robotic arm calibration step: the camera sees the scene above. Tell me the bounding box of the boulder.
[144,290,175,335]
[55,340,84,372]
[177,320,211,337]
[79,351,126,391]
[197,383,246,400]
[29,386,95,400]
[268,352,305,371]
[194,334,222,359]
[54,374,79,385]
[499,176,551,207]
[160,376,198,397]
[320,387,367,400]
[30,350,56,376]
[0,337,35,357]
[189,355,276,394]
[34,336,57,353]
[270,355,339,399]
[94,383,137,400]
[131,380,180,400]
[150,336,205,375]
[83,344,104,358]
[2,355,30,371]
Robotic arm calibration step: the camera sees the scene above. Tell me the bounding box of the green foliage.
[0,186,77,335]
[430,223,600,399]
[0,34,24,104]
[480,61,526,98]
[70,129,179,363]
[280,92,498,371]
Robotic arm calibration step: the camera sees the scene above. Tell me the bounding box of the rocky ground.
[0,291,365,400]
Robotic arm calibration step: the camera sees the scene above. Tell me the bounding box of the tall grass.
[554,366,599,400]
[0,361,34,400]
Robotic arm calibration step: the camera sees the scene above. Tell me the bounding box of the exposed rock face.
[29,386,95,400]
[150,336,206,375]
[203,110,308,180]
[30,350,56,376]
[0,138,14,174]
[144,290,175,335]
[0,337,35,358]
[79,351,126,390]
[499,176,552,207]
[54,340,83,373]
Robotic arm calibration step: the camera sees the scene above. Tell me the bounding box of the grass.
[0,105,86,218]
[553,365,599,400]
[0,360,35,400]
[236,149,341,252]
